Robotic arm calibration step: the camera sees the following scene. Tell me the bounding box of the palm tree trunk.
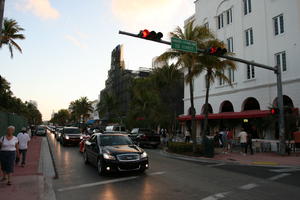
[188,68,197,152]
[203,72,211,138]
[0,0,4,34]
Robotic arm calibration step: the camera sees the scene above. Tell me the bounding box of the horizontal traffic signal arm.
[119,30,277,72]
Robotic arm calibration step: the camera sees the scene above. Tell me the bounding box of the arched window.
[273,95,294,108]
[220,101,234,113]
[242,97,260,111]
[201,104,213,114]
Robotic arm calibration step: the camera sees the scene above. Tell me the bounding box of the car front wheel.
[97,159,105,176]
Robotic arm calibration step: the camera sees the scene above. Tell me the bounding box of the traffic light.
[138,29,163,41]
[271,108,279,115]
[205,47,227,56]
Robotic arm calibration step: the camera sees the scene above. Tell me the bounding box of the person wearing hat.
[17,127,31,167]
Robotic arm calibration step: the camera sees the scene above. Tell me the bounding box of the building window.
[228,69,235,83]
[227,37,233,52]
[219,70,225,86]
[217,13,224,29]
[245,28,253,46]
[246,64,255,80]
[273,14,284,35]
[243,0,252,15]
[226,8,233,24]
[275,51,287,71]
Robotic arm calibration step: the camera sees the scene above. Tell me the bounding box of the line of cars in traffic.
[47,125,161,175]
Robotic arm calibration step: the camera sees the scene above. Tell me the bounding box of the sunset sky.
[1,0,194,120]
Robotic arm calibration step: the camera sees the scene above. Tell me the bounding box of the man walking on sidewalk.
[17,127,30,167]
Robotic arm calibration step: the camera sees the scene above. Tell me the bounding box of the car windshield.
[64,128,80,134]
[38,128,45,131]
[100,135,133,146]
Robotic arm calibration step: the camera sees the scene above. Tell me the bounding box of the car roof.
[95,133,127,137]
[64,127,79,129]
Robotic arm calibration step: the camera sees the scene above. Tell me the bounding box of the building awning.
[177,110,272,121]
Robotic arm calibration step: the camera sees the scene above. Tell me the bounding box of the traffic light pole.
[119,30,287,155]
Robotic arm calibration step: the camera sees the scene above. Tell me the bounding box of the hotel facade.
[179,0,300,139]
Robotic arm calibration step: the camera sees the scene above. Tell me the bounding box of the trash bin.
[203,136,214,158]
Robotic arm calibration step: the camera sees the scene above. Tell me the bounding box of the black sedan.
[83,133,149,175]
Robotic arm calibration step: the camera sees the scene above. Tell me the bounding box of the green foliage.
[50,109,70,126]
[0,76,42,124]
[97,91,119,123]
[69,97,93,123]
[126,64,183,132]
[0,18,25,58]
[168,142,203,154]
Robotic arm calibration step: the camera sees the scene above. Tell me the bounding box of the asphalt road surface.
[47,133,300,200]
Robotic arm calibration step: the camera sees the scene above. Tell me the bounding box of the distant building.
[100,45,150,121]
[90,100,99,120]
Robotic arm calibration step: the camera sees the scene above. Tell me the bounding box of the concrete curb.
[161,149,300,168]
[38,137,57,200]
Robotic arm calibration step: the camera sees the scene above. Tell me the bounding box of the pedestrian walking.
[245,131,254,155]
[238,128,248,156]
[184,129,191,143]
[17,127,31,167]
[0,126,20,185]
[219,129,225,148]
[226,129,234,152]
[222,130,228,153]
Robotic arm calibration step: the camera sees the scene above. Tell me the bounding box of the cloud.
[16,0,60,20]
[111,0,194,32]
[65,34,87,49]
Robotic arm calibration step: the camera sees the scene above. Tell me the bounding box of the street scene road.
[47,132,300,200]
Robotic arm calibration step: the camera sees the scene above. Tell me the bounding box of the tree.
[0,18,25,58]
[155,21,214,151]
[199,39,236,137]
[97,91,119,122]
[69,97,93,123]
[50,109,70,126]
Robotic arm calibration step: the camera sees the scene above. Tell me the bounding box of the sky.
[1,0,194,120]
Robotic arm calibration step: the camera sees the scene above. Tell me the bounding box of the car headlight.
[65,135,70,140]
[80,136,83,140]
[141,151,148,159]
[103,153,116,160]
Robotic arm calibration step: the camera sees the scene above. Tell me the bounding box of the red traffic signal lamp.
[206,47,227,56]
[138,29,163,41]
[271,108,279,115]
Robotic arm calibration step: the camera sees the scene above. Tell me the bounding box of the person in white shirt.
[238,128,248,155]
[17,127,31,167]
[0,126,20,185]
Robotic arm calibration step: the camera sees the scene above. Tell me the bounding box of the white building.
[179,0,300,139]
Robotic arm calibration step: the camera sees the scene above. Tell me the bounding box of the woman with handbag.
[0,126,20,185]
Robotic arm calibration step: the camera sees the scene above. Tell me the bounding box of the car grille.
[118,163,141,171]
[116,153,140,162]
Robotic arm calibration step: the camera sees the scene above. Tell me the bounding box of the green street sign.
[171,37,198,53]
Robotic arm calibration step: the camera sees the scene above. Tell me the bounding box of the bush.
[168,142,203,154]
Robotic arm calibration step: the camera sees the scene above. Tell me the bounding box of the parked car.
[130,128,161,148]
[83,133,149,175]
[36,126,47,136]
[105,125,127,134]
[60,127,83,146]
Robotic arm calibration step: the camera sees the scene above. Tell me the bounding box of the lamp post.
[0,0,5,35]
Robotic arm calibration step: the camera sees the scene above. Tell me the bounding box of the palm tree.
[69,97,93,123]
[199,40,237,137]
[155,21,214,151]
[97,91,118,122]
[0,18,25,58]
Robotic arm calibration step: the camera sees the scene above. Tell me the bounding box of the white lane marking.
[202,192,230,200]
[57,176,138,192]
[149,171,166,175]
[207,163,225,167]
[268,173,291,181]
[269,168,300,173]
[239,183,259,190]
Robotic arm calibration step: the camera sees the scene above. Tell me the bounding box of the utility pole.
[119,30,287,155]
[0,0,5,36]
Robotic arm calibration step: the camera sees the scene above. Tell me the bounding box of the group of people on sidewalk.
[0,126,31,185]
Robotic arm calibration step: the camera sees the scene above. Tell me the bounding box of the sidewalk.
[164,148,300,167]
[0,136,55,200]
